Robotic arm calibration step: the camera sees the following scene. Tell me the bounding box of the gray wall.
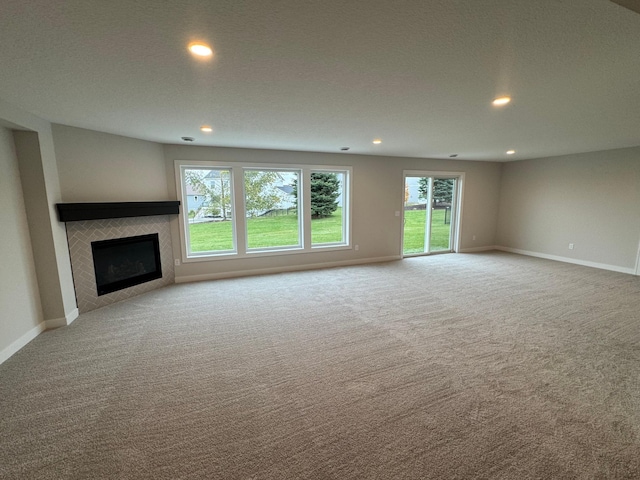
[44,124,505,282]
[0,99,77,364]
[53,124,167,202]
[496,147,640,272]
[163,145,503,280]
[0,127,43,357]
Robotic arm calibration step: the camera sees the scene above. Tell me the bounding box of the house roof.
[184,183,200,196]
[1,0,639,161]
[278,185,294,195]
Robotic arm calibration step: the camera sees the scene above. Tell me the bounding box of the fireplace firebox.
[91,233,162,296]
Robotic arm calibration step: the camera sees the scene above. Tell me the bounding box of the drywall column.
[0,126,44,363]
[13,131,78,326]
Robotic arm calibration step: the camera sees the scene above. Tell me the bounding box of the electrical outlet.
[568,243,574,250]
[395,211,400,217]
[355,244,359,251]
[472,235,476,241]
[174,259,181,266]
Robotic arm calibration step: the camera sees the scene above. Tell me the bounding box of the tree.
[292,172,340,218]
[418,177,428,201]
[418,178,454,204]
[434,179,454,204]
[185,169,231,219]
[244,170,283,217]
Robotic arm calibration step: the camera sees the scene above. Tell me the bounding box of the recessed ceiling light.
[506,149,516,155]
[188,43,213,57]
[492,96,511,106]
[200,126,213,133]
[372,139,382,144]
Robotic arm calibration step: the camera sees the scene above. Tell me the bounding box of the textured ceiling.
[1,0,639,161]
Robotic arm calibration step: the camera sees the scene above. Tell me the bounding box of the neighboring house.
[189,172,346,218]
[185,170,232,220]
[188,170,297,219]
[274,184,296,211]
[185,182,206,214]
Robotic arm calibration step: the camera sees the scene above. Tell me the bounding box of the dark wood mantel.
[56,201,180,222]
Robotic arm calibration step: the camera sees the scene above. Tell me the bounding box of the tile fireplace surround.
[65,215,175,313]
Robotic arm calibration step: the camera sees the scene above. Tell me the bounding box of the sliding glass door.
[403,173,459,256]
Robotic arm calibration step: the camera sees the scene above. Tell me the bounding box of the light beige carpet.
[1,252,639,479]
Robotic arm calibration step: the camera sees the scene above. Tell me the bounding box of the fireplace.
[59,202,178,313]
[91,233,162,296]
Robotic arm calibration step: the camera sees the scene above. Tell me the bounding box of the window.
[181,166,235,255]
[310,170,348,246]
[244,169,301,250]
[176,162,351,260]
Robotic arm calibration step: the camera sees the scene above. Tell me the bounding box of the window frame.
[309,168,351,248]
[178,164,237,258]
[243,167,303,253]
[175,160,352,263]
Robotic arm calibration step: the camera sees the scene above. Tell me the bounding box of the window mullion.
[302,168,312,250]
[233,168,247,254]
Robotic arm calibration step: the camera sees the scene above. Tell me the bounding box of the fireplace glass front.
[91,233,162,296]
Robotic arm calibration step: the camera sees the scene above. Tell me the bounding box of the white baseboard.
[0,308,79,365]
[44,307,79,329]
[495,246,636,275]
[458,245,498,253]
[0,322,46,365]
[175,255,402,284]
[66,308,79,325]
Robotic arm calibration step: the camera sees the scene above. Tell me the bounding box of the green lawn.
[188,219,234,252]
[188,207,451,254]
[247,212,300,249]
[310,209,343,244]
[188,208,344,252]
[402,208,452,255]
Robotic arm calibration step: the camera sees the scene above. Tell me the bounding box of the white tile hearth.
[66,216,174,313]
